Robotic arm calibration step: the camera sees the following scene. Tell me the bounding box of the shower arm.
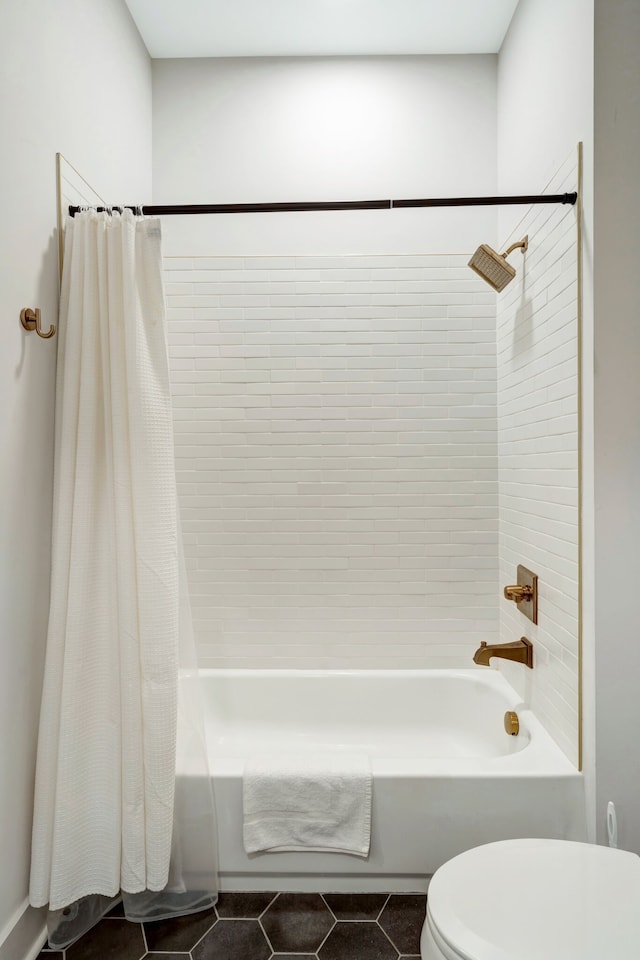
[502,238,529,259]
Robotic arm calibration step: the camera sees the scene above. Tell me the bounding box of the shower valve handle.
[504,584,534,603]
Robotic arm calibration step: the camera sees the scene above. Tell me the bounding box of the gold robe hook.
[20,308,56,339]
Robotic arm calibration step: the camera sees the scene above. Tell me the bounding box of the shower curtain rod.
[68,192,577,217]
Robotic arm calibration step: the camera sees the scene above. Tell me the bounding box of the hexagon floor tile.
[141,955,191,959]
[378,895,427,956]
[215,891,277,918]
[261,893,335,953]
[322,893,389,921]
[37,889,428,960]
[143,907,217,952]
[192,918,271,960]
[319,921,398,960]
[66,918,146,960]
[271,955,317,959]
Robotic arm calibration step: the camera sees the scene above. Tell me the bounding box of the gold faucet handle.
[504,584,533,603]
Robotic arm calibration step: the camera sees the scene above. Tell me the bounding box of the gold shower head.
[468,236,529,292]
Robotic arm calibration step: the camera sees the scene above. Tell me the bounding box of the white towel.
[243,754,372,857]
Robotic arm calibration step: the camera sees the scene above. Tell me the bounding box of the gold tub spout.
[473,637,533,669]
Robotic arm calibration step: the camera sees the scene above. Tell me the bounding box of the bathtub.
[179,669,586,892]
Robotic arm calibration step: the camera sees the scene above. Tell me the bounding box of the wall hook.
[20,308,56,339]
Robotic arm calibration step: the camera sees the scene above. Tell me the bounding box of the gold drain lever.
[504,711,520,736]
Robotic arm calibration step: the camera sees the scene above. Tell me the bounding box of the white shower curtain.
[30,209,218,947]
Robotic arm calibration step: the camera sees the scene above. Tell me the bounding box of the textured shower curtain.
[29,210,218,948]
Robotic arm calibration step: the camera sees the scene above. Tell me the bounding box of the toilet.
[421,838,640,960]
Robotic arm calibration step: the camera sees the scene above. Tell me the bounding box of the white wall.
[498,0,594,797]
[496,155,580,765]
[0,3,151,956]
[497,0,594,234]
[153,56,498,255]
[593,0,640,852]
[166,253,498,668]
[498,0,640,856]
[153,55,500,668]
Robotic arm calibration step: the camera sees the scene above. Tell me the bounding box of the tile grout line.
[257,889,279,954]
[256,892,279,919]
[375,893,392,922]
[50,892,427,959]
[258,916,275,954]
[313,914,336,955]
[319,893,337,923]
[377,920,402,957]
[140,917,149,957]
[182,908,219,954]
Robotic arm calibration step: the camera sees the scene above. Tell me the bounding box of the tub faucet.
[473,637,533,669]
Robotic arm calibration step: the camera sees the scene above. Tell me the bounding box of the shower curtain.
[29,209,218,948]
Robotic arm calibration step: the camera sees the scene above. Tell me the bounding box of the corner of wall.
[0,0,153,945]
[0,903,46,960]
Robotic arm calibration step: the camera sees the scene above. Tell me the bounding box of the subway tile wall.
[496,154,580,764]
[165,255,499,668]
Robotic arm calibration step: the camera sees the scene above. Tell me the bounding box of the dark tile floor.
[38,891,427,960]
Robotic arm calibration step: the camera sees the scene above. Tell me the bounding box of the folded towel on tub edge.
[242,753,372,857]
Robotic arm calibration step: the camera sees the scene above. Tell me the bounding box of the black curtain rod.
[68,192,577,217]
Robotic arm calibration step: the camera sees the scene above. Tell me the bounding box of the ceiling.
[124,0,520,59]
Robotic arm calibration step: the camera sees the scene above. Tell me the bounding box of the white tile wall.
[165,254,499,668]
[496,154,580,764]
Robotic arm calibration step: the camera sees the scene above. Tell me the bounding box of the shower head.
[468,236,529,292]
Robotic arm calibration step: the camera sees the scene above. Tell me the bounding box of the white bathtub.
[180,669,586,892]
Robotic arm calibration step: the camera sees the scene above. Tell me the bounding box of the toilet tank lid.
[427,838,640,960]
